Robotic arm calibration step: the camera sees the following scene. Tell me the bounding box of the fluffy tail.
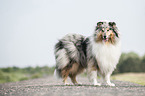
[53,69,62,79]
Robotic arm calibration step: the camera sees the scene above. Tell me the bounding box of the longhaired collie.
[54,21,121,86]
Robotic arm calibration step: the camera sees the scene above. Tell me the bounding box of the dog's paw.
[74,83,82,86]
[107,82,115,86]
[94,82,101,86]
[64,82,70,85]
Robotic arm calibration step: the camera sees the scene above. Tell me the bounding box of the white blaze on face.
[106,30,112,39]
[102,27,112,42]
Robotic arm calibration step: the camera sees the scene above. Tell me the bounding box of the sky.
[0,0,145,68]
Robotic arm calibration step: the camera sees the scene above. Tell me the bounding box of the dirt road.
[0,76,145,96]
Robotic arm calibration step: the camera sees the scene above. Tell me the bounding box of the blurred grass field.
[111,73,145,85]
[0,66,55,84]
[0,66,145,86]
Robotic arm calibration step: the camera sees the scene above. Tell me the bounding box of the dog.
[54,21,121,86]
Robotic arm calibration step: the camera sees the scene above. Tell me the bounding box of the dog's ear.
[109,22,116,27]
[109,22,119,38]
[97,22,103,27]
[95,22,103,31]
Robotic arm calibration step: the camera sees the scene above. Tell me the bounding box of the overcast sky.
[0,0,145,68]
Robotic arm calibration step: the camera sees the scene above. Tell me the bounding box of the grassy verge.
[111,73,145,85]
[0,66,55,84]
[1,66,145,86]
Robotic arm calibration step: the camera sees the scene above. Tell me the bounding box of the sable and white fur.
[54,21,121,86]
[87,21,121,86]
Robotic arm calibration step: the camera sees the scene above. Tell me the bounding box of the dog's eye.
[109,28,112,30]
[107,30,109,31]
[102,30,104,32]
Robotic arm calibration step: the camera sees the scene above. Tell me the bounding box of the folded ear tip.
[109,22,116,26]
[112,22,116,25]
[97,22,103,25]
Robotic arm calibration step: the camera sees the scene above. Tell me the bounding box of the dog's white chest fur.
[91,40,121,75]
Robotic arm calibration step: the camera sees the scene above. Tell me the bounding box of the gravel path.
[0,76,145,96]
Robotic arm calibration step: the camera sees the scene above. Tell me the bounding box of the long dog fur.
[54,21,121,86]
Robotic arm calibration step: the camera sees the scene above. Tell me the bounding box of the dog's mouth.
[103,38,108,42]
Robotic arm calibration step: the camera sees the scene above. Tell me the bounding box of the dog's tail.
[53,34,89,79]
[53,68,62,79]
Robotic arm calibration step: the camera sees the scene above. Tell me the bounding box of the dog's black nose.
[104,36,106,39]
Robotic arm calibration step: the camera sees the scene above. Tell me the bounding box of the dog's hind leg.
[61,68,70,85]
[69,74,78,85]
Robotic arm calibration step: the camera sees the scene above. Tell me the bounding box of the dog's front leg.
[104,73,115,86]
[87,68,101,86]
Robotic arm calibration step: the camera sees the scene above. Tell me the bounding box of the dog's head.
[94,21,119,44]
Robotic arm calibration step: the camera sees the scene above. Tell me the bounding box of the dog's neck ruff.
[90,37,121,75]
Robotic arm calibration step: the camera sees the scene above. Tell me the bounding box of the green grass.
[111,73,145,85]
[0,71,27,83]
[1,66,145,86]
[0,66,55,84]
